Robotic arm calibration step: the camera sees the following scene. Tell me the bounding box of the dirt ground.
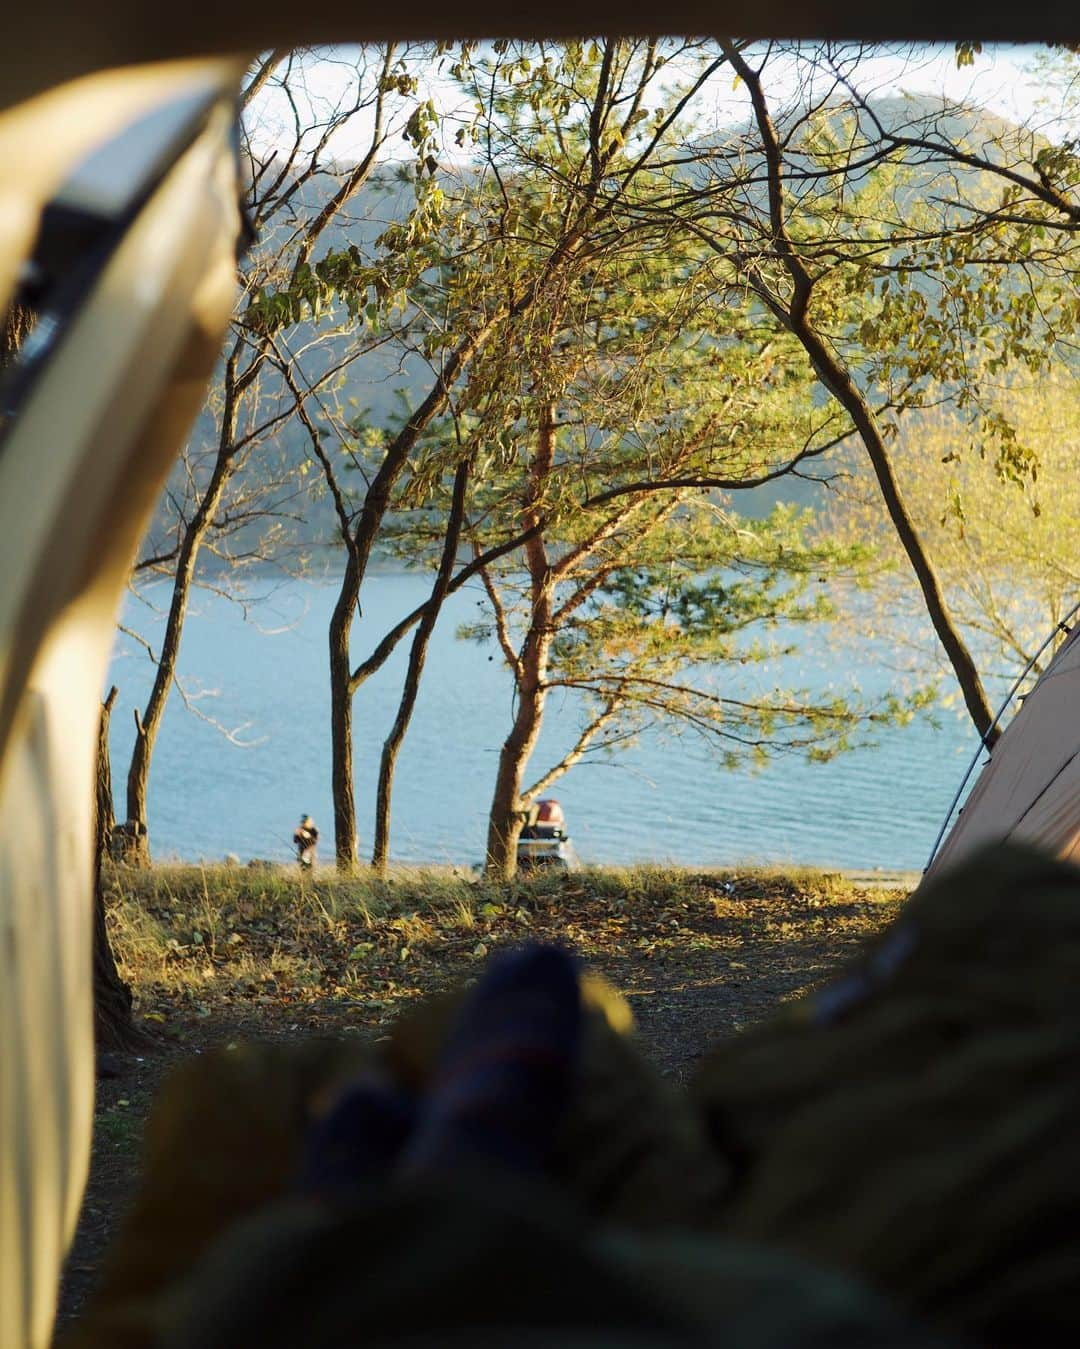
[55,868,907,1335]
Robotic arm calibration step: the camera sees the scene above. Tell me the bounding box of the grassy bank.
[104,861,909,1035]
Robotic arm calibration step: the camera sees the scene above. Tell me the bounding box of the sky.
[243,41,1076,166]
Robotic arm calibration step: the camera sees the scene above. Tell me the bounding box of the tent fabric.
[153,1182,952,1349]
[691,844,1080,1346]
[0,67,242,1349]
[930,622,1080,875]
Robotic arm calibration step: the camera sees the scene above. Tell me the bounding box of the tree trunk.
[720,39,998,748]
[120,707,152,865]
[96,687,118,853]
[330,548,362,870]
[813,354,1000,746]
[124,358,242,860]
[1,300,33,367]
[373,458,470,874]
[486,404,556,879]
[93,688,153,1055]
[484,630,551,879]
[328,321,498,870]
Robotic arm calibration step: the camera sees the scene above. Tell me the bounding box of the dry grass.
[102,861,908,1032]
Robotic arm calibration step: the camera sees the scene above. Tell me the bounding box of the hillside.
[139,94,1053,571]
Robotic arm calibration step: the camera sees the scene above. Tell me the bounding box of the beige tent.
[929,621,1080,877]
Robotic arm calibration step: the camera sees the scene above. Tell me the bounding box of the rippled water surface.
[108,574,981,871]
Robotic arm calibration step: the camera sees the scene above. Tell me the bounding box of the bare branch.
[522,700,621,801]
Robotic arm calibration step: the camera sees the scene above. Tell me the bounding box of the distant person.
[294,815,318,869]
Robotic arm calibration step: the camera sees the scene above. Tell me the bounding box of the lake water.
[107,573,985,872]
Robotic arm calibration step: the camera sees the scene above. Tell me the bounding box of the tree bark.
[1,300,33,367]
[93,688,154,1055]
[720,40,998,747]
[372,458,470,874]
[329,319,497,870]
[485,404,556,879]
[795,327,999,746]
[484,620,552,878]
[124,356,243,859]
[96,686,118,853]
[329,546,362,869]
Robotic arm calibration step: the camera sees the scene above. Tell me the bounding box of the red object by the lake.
[535,799,565,828]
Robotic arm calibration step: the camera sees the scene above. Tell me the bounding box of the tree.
[93,687,154,1055]
[654,40,1078,745]
[297,40,1075,869]
[118,45,413,861]
[345,40,917,876]
[371,456,469,873]
[475,498,903,878]
[304,38,756,868]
